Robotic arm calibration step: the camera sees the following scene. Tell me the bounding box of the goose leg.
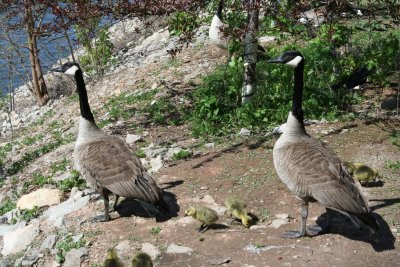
[282,200,308,238]
[112,194,120,212]
[102,194,111,222]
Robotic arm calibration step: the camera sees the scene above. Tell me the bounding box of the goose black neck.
[292,61,305,130]
[217,0,223,19]
[75,70,95,123]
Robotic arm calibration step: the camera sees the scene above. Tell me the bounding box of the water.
[0,12,75,96]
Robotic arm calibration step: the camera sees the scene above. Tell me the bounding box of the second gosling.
[354,165,379,185]
[131,252,153,267]
[185,206,219,232]
[225,196,252,228]
[103,248,124,267]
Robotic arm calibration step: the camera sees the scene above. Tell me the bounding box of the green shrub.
[168,11,199,36]
[58,170,86,192]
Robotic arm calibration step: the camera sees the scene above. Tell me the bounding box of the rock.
[269,218,288,229]
[141,243,160,260]
[204,143,215,149]
[42,191,90,224]
[149,155,163,173]
[40,235,58,250]
[143,146,167,159]
[249,225,268,230]
[258,36,276,45]
[3,209,18,224]
[0,221,26,237]
[275,213,290,222]
[17,188,61,210]
[126,134,142,144]
[21,248,42,266]
[166,244,193,254]
[165,147,183,159]
[1,223,40,256]
[192,195,227,215]
[115,240,131,255]
[72,233,84,243]
[63,247,88,267]
[238,128,251,136]
[0,259,10,267]
[53,172,71,182]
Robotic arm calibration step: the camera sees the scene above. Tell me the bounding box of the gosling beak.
[267,55,285,64]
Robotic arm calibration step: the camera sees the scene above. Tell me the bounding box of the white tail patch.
[65,65,79,75]
[209,15,228,49]
[286,56,303,68]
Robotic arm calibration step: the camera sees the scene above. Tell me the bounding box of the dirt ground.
[59,118,400,267]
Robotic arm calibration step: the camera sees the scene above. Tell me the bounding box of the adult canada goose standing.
[51,62,169,221]
[267,51,379,238]
[209,0,267,59]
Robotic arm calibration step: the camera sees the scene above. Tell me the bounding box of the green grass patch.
[58,170,86,192]
[55,234,86,263]
[21,134,44,146]
[171,150,192,161]
[0,199,16,215]
[150,226,161,235]
[386,160,400,171]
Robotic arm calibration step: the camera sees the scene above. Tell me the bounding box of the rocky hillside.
[0,15,399,267]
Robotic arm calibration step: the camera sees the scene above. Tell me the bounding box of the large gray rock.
[1,223,40,256]
[63,247,88,267]
[166,244,193,254]
[42,191,90,225]
[17,188,61,210]
[40,234,59,250]
[0,222,26,237]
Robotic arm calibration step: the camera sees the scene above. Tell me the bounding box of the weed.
[150,227,161,235]
[259,207,270,222]
[171,150,192,161]
[0,199,16,215]
[32,173,54,187]
[19,206,40,222]
[386,160,400,171]
[390,131,399,147]
[58,170,86,192]
[50,158,69,174]
[21,134,44,146]
[55,234,85,263]
[136,149,146,158]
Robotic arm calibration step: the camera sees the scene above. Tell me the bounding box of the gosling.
[354,165,379,185]
[103,248,124,267]
[185,206,219,233]
[225,196,252,228]
[131,252,153,267]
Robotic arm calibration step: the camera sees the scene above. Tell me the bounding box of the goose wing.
[75,136,162,203]
[286,137,369,214]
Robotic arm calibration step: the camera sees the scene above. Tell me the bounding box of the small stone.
[53,172,71,182]
[275,213,290,222]
[41,235,58,250]
[17,188,61,210]
[126,134,142,144]
[166,244,193,254]
[320,118,328,124]
[21,248,42,266]
[115,120,125,127]
[200,186,208,190]
[141,243,160,260]
[63,247,88,267]
[0,259,10,267]
[149,155,163,173]
[269,218,288,229]
[72,233,84,243]
[238,128,251,136]
[204,143,215,149]
[249,225,268,230]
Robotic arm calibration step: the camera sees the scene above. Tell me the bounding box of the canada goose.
[131,252,153,267]
[209,0,268,59]
[224,196,252,228]
[185,206,219,232]
[267,51,379,238]
[103,248,124,267]
[51,62,169,221]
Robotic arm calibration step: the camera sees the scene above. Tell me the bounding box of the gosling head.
[185,206,196,217]
[242,214,252,228]
[267,51,304,68]
[51,62,81,76]
[131,252,153,267]
[106,248,118,260]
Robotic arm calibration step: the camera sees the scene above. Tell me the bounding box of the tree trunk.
[241,0,259,104]
[24,0,49,106]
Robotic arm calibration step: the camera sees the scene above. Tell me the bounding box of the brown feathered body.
[74,118,164,206]
[273,113,377,231]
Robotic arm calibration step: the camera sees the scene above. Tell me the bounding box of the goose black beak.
[50,66,64,73]
[267,56,285,64]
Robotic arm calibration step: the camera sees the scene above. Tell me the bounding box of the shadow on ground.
[316,210,395,252]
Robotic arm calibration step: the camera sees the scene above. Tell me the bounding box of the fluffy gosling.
[224,196,252,228]
[354,164,379,185]
[103,248,124,267]
[185,206,218,233]
[131,252,153,267]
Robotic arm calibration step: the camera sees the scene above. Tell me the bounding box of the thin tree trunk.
[241,0,259,104]
[24,0,49,106]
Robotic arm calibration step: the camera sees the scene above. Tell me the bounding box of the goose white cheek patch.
[286,56,303,68]
[65,65,79,75]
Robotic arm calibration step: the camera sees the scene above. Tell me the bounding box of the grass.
[18,206,41,222]
[0,199,16,216]
[259,207,270,222]
[55,234,86,263]
[386,160,400,171]
[21,134,44,146]
[50,158,69,174]
[58,170,86,192]
[136,149,146,158]
[32,173,54,187]
[150,226,161,235]
[171,150,192,161]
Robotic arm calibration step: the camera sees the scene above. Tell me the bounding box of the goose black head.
[51,62,81,76]
[267,51,304,68]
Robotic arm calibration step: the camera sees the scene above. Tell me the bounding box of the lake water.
[0,13,75,96]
